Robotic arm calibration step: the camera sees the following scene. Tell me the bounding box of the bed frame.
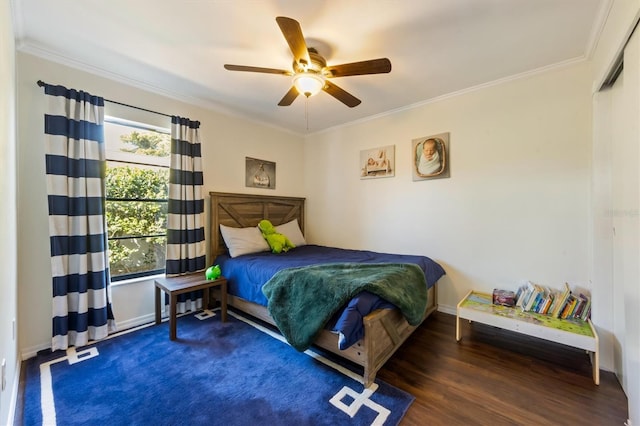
[209,191,438,387]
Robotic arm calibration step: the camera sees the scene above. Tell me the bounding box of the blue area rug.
[22,309,414,425]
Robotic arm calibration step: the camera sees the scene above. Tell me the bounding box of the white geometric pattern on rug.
[330,383,390,426]
[40,346,100,426]
[37,310,215,425]
[230,311,395,425]
[194,309,216,320]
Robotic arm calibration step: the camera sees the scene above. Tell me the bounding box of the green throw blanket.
[262,262,428,351]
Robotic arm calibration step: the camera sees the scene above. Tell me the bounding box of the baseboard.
[20,342,51,361]
[114,313,157,333]
[437,303,456,316]
[20,313,158,360]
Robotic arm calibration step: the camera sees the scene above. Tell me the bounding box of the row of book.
[514,281,591,321]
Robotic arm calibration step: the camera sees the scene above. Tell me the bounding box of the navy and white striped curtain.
[43,83,115,351]
[166,116,206,313]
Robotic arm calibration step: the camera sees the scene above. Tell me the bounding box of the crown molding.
[308,56,588,138]
[17,41,303,138]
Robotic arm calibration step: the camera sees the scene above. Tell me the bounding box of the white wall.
[0,1,18,425]
[16,53,305,357]
[304,62,593,321]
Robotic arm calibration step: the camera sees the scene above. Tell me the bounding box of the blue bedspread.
[214,245,446,349]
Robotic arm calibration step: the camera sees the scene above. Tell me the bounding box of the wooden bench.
[456,290,599,384]
[154,273,227,340]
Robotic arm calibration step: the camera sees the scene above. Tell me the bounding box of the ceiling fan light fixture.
[293,72,324,97]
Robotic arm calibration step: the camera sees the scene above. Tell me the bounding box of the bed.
[209,191,445,387]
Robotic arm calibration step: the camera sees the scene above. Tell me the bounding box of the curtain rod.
[37,80,173,119]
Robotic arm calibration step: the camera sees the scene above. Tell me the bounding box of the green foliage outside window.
[120,131,170,157]
[106,127,170,279]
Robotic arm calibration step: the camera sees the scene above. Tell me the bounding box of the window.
[105,116,171,281]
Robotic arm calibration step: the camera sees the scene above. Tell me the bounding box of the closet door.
[611,27,640,413]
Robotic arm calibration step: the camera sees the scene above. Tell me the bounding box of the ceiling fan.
[224,16,392,108]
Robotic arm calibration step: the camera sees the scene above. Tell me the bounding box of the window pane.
[106,164,169,200]
[105,199,168,239]
[105,117,170,281]
[105,118,170,167]
[108,236,167,278]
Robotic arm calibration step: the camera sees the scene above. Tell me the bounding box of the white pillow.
[219,224,270,258]
[275,219,307,247]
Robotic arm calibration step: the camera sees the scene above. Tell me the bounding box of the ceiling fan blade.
[224,64,292,75]
[276,16,311,67]
[324,58,392,78]
[278,86,299,106]
[323,80,361,108]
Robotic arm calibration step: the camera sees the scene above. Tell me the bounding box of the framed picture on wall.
[245,157,276,189]
[412,132,450,181]
[360,145,395,179]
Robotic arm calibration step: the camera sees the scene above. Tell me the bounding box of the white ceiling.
[13,0,608,134]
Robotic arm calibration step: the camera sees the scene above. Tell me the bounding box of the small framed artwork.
[360,145,395,179]
[412,132,450,181]
[245,157,276,189]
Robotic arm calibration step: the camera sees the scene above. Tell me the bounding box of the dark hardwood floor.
[377,312,629,426]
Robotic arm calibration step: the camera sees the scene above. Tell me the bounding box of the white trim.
[5,357,20,426]
[113,313,157,332]
[105,115,169,134]
[20,342,50,362]
[20,38,593,140]
[585,0,614,60]
[592,8,640,93]
[437,303,456,316]
[17,42,302,137]
[307,56,589,137]
[109,273,164,288]
[9,0,23,41]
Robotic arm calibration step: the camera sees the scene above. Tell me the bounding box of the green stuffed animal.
[205,264,221,280]
[258,219,295,254]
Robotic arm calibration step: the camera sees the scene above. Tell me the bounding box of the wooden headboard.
[209,192,306,258]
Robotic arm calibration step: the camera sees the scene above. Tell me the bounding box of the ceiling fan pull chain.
[305,97,309,131]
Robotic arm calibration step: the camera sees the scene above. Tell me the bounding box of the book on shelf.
[560,294,578,319]
[546,288,562,316]
[516,281,535,310]
[551,282,572,318]
[512,281,591,321]
[580,295,592,321]
[574,293,589,319]
[524,283,543,312]
[515,284,528,308]
[539,291,553,315]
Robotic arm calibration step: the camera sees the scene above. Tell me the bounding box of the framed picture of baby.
[412,132,450,181]
[360,145,395,179]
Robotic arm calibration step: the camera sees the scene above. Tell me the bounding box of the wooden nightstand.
[154,273,227,340]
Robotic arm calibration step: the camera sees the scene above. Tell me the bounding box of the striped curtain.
[43,83,115,351]
[166,116,206,313]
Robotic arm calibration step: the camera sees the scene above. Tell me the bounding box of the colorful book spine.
[552,283,572,318]
[580,296,592,321]
[508,282,590,321]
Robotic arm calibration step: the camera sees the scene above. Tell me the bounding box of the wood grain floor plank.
[377,312,628,425]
